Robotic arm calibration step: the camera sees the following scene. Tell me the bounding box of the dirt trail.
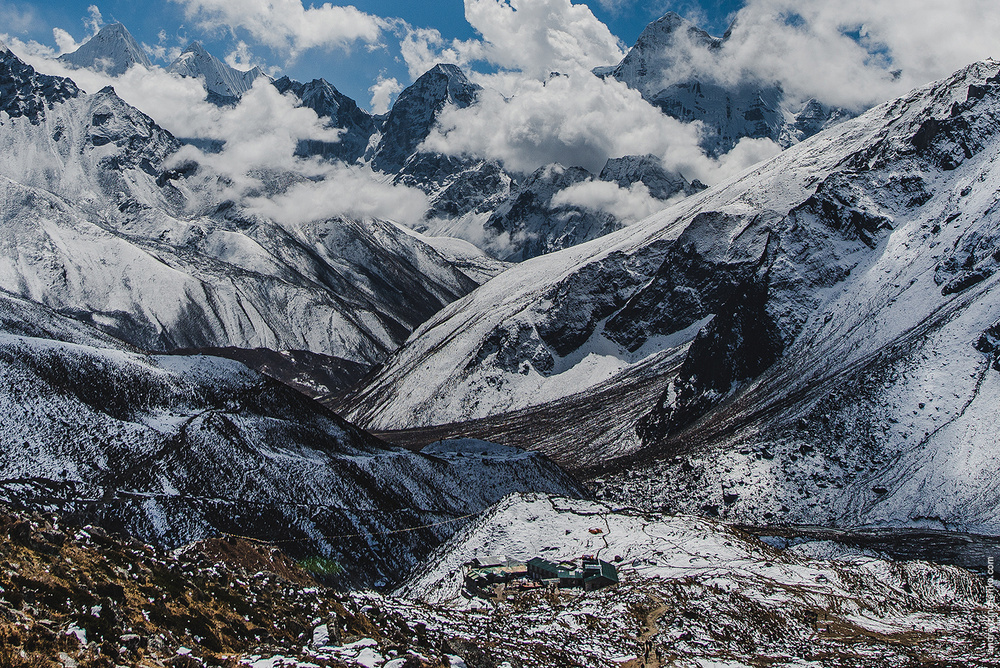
[623,597,671,668]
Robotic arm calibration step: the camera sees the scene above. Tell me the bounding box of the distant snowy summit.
[167,41,268,101]
[59,23,151,76]
[59,23,267,102]
[596,12,853,155]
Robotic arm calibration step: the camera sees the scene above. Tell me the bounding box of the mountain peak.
[58,22,152,77]
[372,63,481,173]
[272,75,375,163]
[168,41,268,100]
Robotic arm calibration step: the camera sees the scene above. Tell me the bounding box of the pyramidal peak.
[59,22,152,77]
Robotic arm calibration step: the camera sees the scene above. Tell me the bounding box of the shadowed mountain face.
[273,76,377,164]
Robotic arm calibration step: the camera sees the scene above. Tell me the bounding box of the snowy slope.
[0,290,585,588]
[0,46,476,368]
[59,23,152,77]
[167,42,267,101]
[343,60,1000,532]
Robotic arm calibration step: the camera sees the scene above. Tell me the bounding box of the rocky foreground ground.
[2,497,999,668]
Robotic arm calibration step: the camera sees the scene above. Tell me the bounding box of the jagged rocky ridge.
[343,59,1000,533]
[54,18,787,264]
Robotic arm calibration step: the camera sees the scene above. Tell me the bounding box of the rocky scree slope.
[0,288,585,589]
[342,60,1000,534]
[0,505,493,668]
[0,45,479,392]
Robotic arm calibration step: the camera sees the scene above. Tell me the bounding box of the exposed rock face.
[0,44,80,122]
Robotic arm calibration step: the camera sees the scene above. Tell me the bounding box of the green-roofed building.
[527,555,618,590]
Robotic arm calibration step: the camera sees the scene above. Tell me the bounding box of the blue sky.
[0,0,743,108]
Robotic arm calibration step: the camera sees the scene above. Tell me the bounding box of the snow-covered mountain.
[0,288,585,588]
[597,12,852,156]
[342,59,1000,533]
[0,46,478,392]
[372,64,481,175]
[167,42,268,102]
[58,23,152,77]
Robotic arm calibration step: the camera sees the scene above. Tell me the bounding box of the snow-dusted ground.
[251,493,997,667]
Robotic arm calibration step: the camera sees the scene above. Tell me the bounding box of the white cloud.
[658,0,1000,110]
[420,71,703,175]
[551,179,673,223]
[400,0,625,80]
[463,0,625,76]
[84,5,103,35]
[53,28,82,55]
[224,40,257,71]
[169,0,386,59]
[369,74,403,115]
[398,26,484,82]
[1,34,57,59]
[246,165,429,227]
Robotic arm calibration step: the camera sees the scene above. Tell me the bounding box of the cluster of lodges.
[464,553,619,596]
